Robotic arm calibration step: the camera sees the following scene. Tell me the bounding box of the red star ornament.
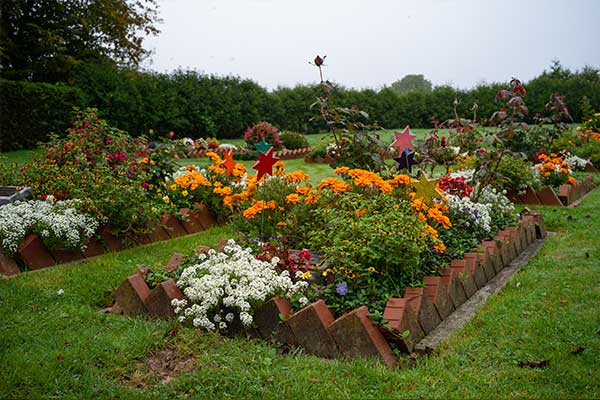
[252,146,279,181]
[223,150,236,176]
[390,125,417,152]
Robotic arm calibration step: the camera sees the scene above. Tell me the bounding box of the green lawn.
[1,187,599,398]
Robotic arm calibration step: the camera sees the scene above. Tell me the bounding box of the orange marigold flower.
[424,224,439,239]
[568,176,576,185]
[207,152,223,165]
[285,193,301,204]
[333,166,349,175]
[318,177,351,193]
[433,242,446,253]
[208,165,225,174]
[285,171,310,184]
[295,186,311,195]
[277,221,286,227]
[427,207,452,229]
[213,186,232,196]
[387,174,411,187]
[305,193,320,204]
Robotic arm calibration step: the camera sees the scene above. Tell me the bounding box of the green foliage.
[0,0,160,82]
[389,74,433,96]
[15,109,181,236]
[3,62,599,151]
[279,131,309,150]
[305,193,441,319]
[496,155,540,192]
[579,96,594,123]
[0,79,86,151]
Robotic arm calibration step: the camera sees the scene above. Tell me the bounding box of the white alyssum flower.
[563,153,589,171]
[172,239,308,332]
[476,186,517,227]
[446,194,493,234]
[450,169,475,181]
[0,199,98,254]
[217,143,237,151]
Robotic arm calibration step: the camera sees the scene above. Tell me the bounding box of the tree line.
[1,1,599,150]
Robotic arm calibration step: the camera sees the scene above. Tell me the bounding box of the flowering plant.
[495,156,540,193]
[437,175,473,198]
[243,122,282,151]
[534,153,576,187]
[0,198,98,254]
[172,240,308,332]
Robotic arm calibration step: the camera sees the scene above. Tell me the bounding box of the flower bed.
[0,206,217,276]
[507,176,597,206]
[109,211,546,367]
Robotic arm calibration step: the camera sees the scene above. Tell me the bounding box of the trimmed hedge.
[0,80,86,151]
[2,64,599,151]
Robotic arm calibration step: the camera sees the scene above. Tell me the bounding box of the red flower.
[314,55,326,66]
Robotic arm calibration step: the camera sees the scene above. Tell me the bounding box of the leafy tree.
[0,0,160,82]
[389,74,433,96]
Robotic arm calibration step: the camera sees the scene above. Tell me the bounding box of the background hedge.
[0,80,86,151]
[1,63,599,151]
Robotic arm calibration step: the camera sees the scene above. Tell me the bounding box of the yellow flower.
[301,271,311,280]
[182,190,188,197]
[170,184,177,191]
[162,195,170,203]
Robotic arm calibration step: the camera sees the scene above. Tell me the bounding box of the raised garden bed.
[507,175,597,206]
[109,211,546,367]
[188,147,313,160]
[0,205,218,277]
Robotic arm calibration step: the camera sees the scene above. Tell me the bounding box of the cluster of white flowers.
[217,143,237,151]
[563,153,589,171]
[446,194,493,234]
[172,239,308,332]
[0,198,98,254]
[326,142,340,157]
[450,168,475,181]
[477,186,517,225]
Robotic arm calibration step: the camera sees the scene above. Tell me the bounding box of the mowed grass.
[1,186,599,398]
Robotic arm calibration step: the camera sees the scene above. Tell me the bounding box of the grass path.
[1,191,599,399]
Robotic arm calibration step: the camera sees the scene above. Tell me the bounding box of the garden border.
[0,204,218,277]
[508,175,597,206]
[108,210,547,368]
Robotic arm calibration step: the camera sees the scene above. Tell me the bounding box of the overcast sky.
[143,0,600,91]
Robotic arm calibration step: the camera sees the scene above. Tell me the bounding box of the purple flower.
[336,282,348,296]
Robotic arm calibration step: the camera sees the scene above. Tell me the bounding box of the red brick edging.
[108,211,547,368]
[508,176,596,206]
[0,204,218,276]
